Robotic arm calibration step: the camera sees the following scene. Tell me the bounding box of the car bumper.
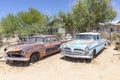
[61,53,93,59]
[4,56,29,61]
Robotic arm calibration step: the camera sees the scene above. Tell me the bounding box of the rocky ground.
[0,44,120,80]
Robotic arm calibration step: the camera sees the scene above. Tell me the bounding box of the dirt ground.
[0,45,120,80]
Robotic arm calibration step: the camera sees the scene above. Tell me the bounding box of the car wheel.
[30,53,39,63]
[6,60,11,64]
[22,61,30,66]
[85,59,92,63]
[93,50,96,58]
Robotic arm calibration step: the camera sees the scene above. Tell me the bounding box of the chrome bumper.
[4,56,29,61]
[61,53,93,59]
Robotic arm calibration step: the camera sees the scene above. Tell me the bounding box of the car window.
[97,35,99,40]
[37,37,44,42]
[51,37,57,42]
[75,35,95,40]
[43,36,60,43]
[27,37,37,43]
[55,37,60,41]
[99,35,103,39]
[94,35,97,40]
[44,38,48,42]
[51,37,59,42]
[46,37,51,42]
[98,35,102,40]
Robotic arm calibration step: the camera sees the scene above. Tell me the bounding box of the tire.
[22,61,30,66]
[30,53,39,63]
[85,50,96,63]
[85,59,92,63]
[92,50,96,58]
[6,60,11,64]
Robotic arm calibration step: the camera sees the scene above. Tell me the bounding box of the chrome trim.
[4,56,29,61]
[61,49,85,55]
[61,53,93,59]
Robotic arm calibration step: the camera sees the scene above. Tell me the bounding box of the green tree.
[0,8,49,36]
[72,0,117,31]
[0,13,19,35]
[59,0,117,33]
[59,12,75,34]
[17,7,47,35]
[47,15,64,34]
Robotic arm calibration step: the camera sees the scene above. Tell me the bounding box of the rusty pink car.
[4,35,61,64]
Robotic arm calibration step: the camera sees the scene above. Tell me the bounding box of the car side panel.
[89,40,105,55]
[24,44,46,58]
[44,42,54,55]
[53,41,61,51]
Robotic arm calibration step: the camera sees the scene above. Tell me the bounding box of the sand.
[0,45,120,80]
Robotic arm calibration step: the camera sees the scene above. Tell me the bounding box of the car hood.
[6,42,43,52]
[64,40,95,50]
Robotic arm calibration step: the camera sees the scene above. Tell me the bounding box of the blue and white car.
[60,32,107,59]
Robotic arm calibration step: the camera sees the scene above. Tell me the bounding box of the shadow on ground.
[6,61,30,67]
[60,56,92,63]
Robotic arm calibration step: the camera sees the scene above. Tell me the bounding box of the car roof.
[32,35,58,38]
[78,32,101,35]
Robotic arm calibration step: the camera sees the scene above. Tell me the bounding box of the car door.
[44,37,54,55]
[51,36,61,52]
[96,35,104,53]
[95,35,102,54]
[99,35,106,49]
[36,37,46,57]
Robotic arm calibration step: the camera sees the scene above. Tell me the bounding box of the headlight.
[20,50,25,55]
[85,47,89,52]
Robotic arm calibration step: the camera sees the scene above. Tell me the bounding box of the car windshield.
[75,34,95,40]
[27,37,44,43]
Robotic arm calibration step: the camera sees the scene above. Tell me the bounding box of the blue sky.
[0,0,120,22]
[0,0,76,19]
[111,0,120,22]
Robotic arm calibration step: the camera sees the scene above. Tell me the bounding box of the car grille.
[74,48,84,52]
[63,47,85,55]
[7,51,24,57]
[63,47,71,52]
